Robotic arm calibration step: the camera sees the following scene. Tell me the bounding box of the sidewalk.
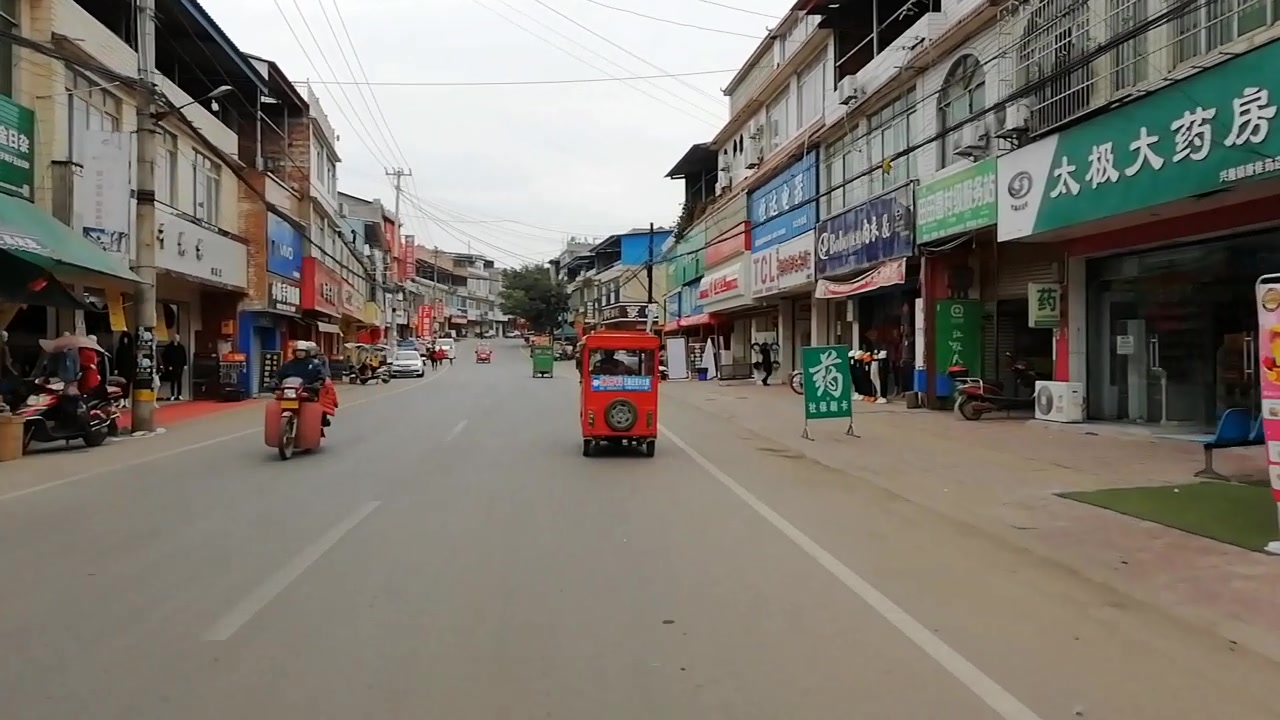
[661,380,1280,661]
[117,398,265,434]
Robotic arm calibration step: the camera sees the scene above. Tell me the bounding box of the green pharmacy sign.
[997,40,1280,241]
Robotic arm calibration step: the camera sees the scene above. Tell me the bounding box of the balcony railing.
[997,0,1280,136]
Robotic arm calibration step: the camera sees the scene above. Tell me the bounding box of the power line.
[580,0,762,39]
[319,0,411,168]
[303,69,738,86]
[530,0,729,109]
[692,0,779,19]
[472,0,723,127]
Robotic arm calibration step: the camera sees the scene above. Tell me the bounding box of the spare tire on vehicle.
[604,398,638,432]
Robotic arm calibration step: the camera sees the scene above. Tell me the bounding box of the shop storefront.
[153,205,248,401]
[698,254,757,368]
[599,301,655,331]
[301,256,344,356]
[997,38,1280,430]
[814,183,919,396]
[916,157,994,401]
[748,150,817,375]
[339,279,364,345]
[238,210,303,396]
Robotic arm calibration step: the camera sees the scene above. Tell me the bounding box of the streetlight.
[154,85,234,120]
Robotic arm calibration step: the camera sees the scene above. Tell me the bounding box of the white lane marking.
[0,369,450,503]
[445,419,468,441]
[202,501,381,641]
[662,427,1044,720]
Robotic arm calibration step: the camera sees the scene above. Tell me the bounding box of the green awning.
[0,193,140,284]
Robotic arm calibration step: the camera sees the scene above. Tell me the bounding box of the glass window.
[796,53,827,130]
[193,151,220,223]
[937,56,986,168]
[66,70,123,160]
[765,89,791,155]
[866,89,917,196]
[154,130,178,206]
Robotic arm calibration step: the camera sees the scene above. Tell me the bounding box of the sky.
[202,0,798,266]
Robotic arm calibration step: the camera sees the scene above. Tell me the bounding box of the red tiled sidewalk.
[661,380,1280,661]
[118,398,265,433]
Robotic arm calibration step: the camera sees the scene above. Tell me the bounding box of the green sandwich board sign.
[800,344,858,440]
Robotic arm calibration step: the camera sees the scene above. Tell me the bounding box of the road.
[1,339,1277,719]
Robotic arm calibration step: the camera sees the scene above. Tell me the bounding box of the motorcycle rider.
[275,341,337,428]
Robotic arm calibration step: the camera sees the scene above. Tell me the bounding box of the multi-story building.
[575,228,671,334]
[11,0,266,399]
[338,191,406,342]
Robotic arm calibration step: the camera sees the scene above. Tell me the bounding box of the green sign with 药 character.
[800,344,858,439]
[1028,282,1061,328]
[934,300,982,395]
[916,157,997,244]
[0,95,34,201]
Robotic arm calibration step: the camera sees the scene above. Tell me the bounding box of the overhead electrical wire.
[319,0,412,169]
[530,0,729,109]
[302,69,738,86]
[403,194,551,265]
[284,0,404,169]
[474,0,724,126]
[579,0,763,38]
[692,0,780,19]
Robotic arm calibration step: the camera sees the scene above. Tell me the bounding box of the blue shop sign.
[665,292,680,321]
[749,150,817,253]
[815,184,916,279]
[590,375,653,392]
[267,211,304,281]
[680,280,702,316]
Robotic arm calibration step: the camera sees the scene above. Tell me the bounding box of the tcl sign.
[751,249,779,298]
[749,230,814,298]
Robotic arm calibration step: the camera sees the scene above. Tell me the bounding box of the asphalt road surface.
[2,339,1277,719]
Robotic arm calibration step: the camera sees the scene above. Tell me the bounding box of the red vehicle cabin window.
[587,349,655,377]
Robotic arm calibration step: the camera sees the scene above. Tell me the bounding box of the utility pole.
[645,222,656,334]
[131,0,159,432]
[386,167,411,347]
[432,246,440,336]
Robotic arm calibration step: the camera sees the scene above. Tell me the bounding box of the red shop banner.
[704,221,750,267]
[416,305,433,337]
[403,240,417,281]
[339,279,363,318]
[301,256,342,316]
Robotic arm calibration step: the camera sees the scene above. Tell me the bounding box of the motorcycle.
[266,376,325,460]
[949,352,1040,421]
[13,376,124,451]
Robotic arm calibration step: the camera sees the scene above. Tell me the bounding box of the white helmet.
[293,340,317,357]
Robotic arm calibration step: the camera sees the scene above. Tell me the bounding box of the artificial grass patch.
[1060,482,1279,552]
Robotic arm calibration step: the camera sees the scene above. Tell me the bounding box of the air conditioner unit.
[952,123,990,162]
[748,123,764,141]
[1034,381,1084,423]
[837,76,863,106]
[717,170,732,192]
[997,100,1031,139]
[745,137,763,169]
[338,201,349,217]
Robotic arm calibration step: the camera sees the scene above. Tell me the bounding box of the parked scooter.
[949,352,1040,421]
[13,376,124,451]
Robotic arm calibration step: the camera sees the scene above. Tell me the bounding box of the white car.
[391,350,426,377]
[435,338,456,360]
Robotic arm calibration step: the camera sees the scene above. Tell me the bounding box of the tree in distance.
[498,264,570,334]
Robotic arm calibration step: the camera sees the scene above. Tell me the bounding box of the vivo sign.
[267,212,304,280]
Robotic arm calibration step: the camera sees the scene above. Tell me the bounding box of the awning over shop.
[0,193,140,284]
[316,321,342,334]
[814,257,906,299]
[664,312,723,332]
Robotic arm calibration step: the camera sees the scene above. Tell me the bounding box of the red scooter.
[14,376,125,451]
[949,352,1040,421]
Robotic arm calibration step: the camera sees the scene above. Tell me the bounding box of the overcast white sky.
[202,0,796,265]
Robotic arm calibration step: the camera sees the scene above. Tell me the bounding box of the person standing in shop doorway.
[758,343,773,386]
[161,338,188,401]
